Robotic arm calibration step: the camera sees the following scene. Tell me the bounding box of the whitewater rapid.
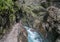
[24,26,44,42]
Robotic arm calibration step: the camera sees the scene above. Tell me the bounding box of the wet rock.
[20,25,28,42]
[33,19,47,37]
[56,36,60,42]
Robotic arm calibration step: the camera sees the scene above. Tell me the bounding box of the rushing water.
[0,23,57,42]
[24,26,49,42]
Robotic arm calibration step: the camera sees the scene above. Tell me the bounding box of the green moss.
[9,14,16,23]
[0,0,18,37]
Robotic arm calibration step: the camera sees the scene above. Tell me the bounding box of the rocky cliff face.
[1,0,60,42]
[15,0,60,41]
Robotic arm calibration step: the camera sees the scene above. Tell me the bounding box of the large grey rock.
[0,21,28,42]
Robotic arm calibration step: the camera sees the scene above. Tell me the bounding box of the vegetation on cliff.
[0,0,60,42]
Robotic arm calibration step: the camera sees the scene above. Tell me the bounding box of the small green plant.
[0,0,19,38]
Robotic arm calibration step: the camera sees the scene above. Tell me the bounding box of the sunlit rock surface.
[2,23,20,42]
[0,21,28,42]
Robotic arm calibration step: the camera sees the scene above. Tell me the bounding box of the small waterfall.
[0,23,56,42]
[24,26,48,42]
